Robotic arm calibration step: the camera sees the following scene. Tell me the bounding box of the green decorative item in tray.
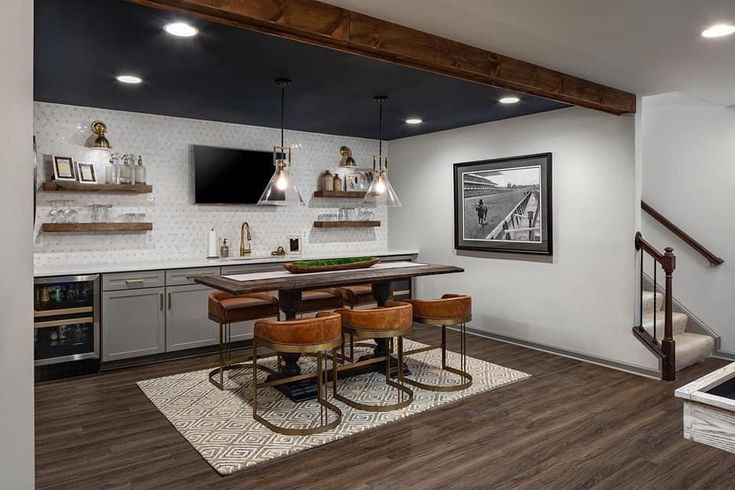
[283,256,380,273]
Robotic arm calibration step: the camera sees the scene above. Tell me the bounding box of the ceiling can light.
[363,96,402,208]
[116,75,142,84]
[499,96,520,104]
[258,78,305,206]
[163,22,199,37]
[701,24,735,38]
[405,118,423,125]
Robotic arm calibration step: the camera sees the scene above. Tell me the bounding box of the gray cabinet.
[102,287,165,361]
[165,284,217,351]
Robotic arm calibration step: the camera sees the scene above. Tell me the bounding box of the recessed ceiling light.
[405,118,423,125]
[499,96,520,104]
[116,75,143,84]
[701,24,735,38]
[163,22,199,37]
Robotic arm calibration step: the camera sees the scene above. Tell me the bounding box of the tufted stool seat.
[337,284,378,308]
[403,294,472,392]
[207,291,280,390]
[252,312,343,435]
[298,289,344,315]
[333,301,414,412]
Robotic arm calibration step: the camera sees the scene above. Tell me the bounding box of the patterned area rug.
[137,340,530,475]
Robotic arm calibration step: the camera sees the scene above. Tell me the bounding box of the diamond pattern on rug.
[137,339,530,475]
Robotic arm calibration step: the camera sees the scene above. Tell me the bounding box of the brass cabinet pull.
[160,293,164,310]
[168,292,172,310]
[125,279,146,286]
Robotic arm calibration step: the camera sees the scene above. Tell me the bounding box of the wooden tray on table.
[283,257,380,274]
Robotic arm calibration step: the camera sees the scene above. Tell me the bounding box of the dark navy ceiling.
[34,0,569,140]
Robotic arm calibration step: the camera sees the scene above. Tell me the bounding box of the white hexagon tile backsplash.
[33,102,388,269]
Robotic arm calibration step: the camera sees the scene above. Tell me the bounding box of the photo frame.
[346,168,374,191]
[287,234,303,255]
[76,162,98,183]
[454,153,552,255]
[52,156,77,181]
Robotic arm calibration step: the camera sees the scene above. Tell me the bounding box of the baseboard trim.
[461,327,661,380]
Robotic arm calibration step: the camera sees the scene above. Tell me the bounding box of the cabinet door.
[165,284,218,351]
[102,288,165,361]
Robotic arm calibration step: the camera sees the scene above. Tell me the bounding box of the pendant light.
[363,96,401,207]
[258,78,305,206]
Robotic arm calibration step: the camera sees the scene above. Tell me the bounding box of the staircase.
[641,291,713,371]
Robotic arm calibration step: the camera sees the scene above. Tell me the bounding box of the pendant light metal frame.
[363,95,402,208]
[258,78,305,206]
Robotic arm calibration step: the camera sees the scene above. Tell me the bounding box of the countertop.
[33,249,420,277]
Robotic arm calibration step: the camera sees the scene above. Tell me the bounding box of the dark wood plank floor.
[36,326,735,489]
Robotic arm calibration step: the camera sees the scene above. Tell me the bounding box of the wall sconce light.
[87,121,111,151]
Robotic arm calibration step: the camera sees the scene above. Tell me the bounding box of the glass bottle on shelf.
[119,154,133,185]
[134,155,147,185]
[105,153,120,184]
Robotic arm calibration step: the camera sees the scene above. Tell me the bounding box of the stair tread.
[674,332,714,371]
[642,291,663,314]
[642,311,688,336]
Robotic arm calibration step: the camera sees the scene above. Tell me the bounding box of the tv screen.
[193,145,275,204]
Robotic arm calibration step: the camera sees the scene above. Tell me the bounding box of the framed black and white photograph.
[52,156,77,181]
[454,153,552,255]
[76,162,97,183]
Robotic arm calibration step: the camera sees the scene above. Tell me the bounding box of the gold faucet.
[240,222,252,255]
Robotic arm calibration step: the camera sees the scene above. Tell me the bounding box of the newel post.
[661,247,676,381]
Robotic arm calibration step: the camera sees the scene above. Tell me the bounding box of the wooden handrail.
[641,201,724,267]
[634,232,676,381]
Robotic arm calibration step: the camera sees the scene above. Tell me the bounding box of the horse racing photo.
[453,153,552,255]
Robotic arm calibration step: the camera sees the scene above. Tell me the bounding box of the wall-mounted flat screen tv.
[193,145,275,204]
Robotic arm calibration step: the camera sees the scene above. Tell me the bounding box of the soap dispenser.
[220,239,230,258]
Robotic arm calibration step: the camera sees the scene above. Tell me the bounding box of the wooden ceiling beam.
[128,0,636,114]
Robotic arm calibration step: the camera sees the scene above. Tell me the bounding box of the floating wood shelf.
[313,220,380,228]
[313,190,367,198]
[41,222,153,233]
[41,182,153,193]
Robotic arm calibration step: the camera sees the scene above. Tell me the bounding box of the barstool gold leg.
[252,340,258,420]
[219,322,224,388]
[403,322,472,393]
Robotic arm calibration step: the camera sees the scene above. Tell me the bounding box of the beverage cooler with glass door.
[34,275,100,380]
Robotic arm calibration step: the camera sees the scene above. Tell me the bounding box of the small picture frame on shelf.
[354,169,375,191]
[287,235,303,255]
[52,156,77,181]
[76,162,97,183]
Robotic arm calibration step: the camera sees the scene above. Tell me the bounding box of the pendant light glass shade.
[257,147,305,206]
[362,96,401,208]
[257,79,305,206]
[363,157,401,207]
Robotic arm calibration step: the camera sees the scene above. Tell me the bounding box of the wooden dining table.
[195,261,464,401]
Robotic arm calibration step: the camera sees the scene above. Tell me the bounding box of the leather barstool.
[404,294,472,392]
[252,312,343,435]
[208,291,280,390]
[298,289,344,315]
[334,301,414,412]
[337,284,378,308]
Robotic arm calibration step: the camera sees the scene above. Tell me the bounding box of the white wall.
[0,0,34,487]
[34,103,386,269]
[641,92,735,354]
[389,107,655,370]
